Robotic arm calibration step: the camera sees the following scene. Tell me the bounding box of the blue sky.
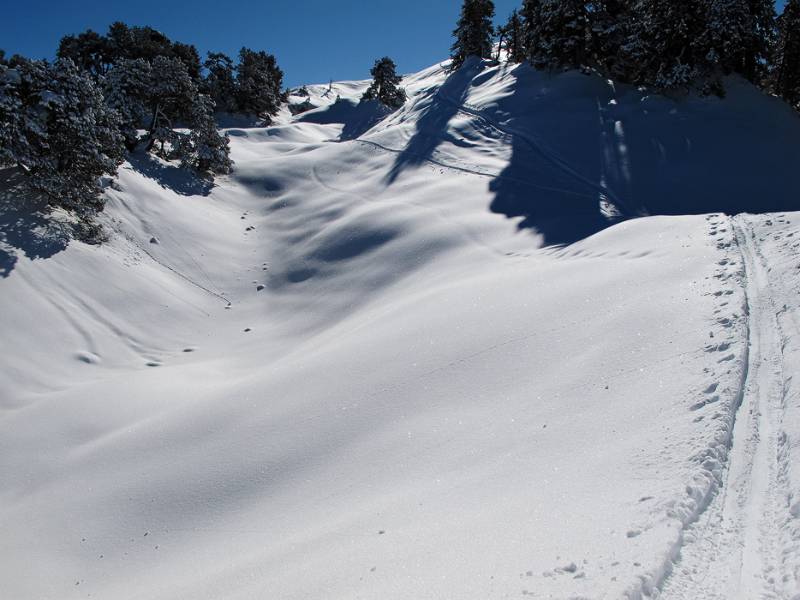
[0,0,788,88]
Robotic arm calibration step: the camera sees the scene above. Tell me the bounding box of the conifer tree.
[361,57,407,108]
[535,0,588,70]
[105,58,152,151]
[147,56,198,155]
[451,0,496,69]
[0,58,124,217]
[520,0,543,64]
[704,0,755,76]
[203,52,237,112]
[57,29,111,78]
[501,10,526,63]
[178,94,232,174]
[774,0,800,108]
[628,0,709,89]
[236,48,284,123]
[743,0,777,83]
[588,0,636,80]
[701,0,775,83]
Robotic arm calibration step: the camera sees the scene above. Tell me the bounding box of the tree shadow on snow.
[385,60,483,185]
[128,152,213,197]
[298,97,391,141]
[488,68,620,246]
[488,68,800,247]
[0,168,71,278]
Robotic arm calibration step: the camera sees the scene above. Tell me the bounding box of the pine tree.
[57,29,111,78]
[361,57,407,108]
[203,52,237,112]
[147,56,198,155]
[236,48,284,123]
[774,0,800,109]
[105,58,152,151]
[172,42,202,82]
[106,21,134,62]
[535,0,588,70]
[451,0,496,69]
[178,94,232,174]
[704,0,753,76]
[1,58,124,217]
[521,0,543,64]
[628,0,709,89]
[743,0,777,83]
[0,62,23,169]
[588,0,636,80]
[504,10,527,63]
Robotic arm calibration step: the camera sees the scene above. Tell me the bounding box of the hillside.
[2,58,800,599]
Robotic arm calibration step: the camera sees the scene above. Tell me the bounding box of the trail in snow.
[108,218,232,308]
[658,215,791,600]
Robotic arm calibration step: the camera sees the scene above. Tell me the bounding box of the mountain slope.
[2,59,800,600]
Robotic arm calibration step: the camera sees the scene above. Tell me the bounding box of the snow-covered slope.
[2,59,800,600]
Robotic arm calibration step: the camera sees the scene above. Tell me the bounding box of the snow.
[2,58,800,599]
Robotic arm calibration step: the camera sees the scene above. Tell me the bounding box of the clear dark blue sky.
[1,0,788,88]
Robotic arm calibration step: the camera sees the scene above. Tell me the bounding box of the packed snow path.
[659,215,795,599]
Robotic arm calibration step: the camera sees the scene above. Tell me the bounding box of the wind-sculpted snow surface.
[2,59,800,599]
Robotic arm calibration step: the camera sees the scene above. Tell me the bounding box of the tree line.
[454,0,800,106]
[0,23,284,233]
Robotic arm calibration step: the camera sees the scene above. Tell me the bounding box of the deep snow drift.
[2,59,800,600]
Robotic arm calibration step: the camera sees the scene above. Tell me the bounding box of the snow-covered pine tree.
[236,48,284,124]
[105,21,134,63]
[520,0,543,64]
[535,0,589,70]
[703,0,754,78]
[742,0,777,83]
[147,56,198,155]
[203,52,237,113]
[105,58,152,151]
[628,0,709,89]
[588,0,636,80]
[451,0,496,69]
[171,42,202,82]
[503,10,527,63]
[57,29,111,79]
[0,62,23,169]
[361,57,407,108]
[1,58,124,217]
[774,0,800,109]
[177,94,232,175]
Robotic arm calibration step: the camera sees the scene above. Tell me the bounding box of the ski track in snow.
[657,215,796,600]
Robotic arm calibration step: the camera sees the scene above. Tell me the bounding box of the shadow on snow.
[0,168,70,278]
